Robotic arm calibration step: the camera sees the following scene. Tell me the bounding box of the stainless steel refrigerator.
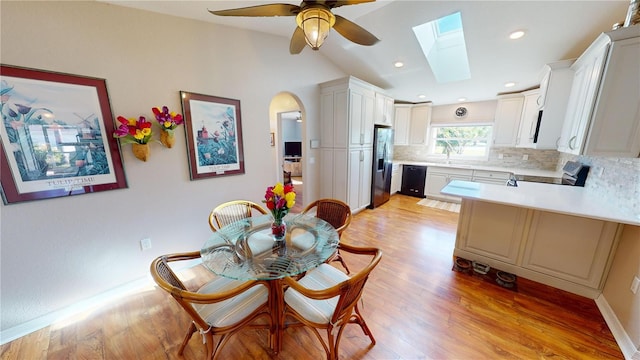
[370,125,394,208]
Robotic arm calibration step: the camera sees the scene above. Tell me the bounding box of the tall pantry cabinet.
[320,77,376,212]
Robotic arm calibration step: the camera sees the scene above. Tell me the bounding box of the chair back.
[209,200,268,232]
[302,198,352,236]
[329,245,381,324]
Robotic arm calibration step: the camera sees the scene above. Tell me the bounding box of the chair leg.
[179,322,197,355]
[332,251,351,275]
[353,304,376,345]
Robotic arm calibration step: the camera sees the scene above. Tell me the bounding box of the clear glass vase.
[271,218,286,241]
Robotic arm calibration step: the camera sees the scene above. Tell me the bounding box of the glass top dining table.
[200,213,340,281]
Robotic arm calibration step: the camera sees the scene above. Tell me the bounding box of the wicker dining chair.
[301,198,352,273]
[282,243,382,360]
[150,251,272,360]
[208,200,269,232]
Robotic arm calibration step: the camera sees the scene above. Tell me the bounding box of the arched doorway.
[269,93,305,213]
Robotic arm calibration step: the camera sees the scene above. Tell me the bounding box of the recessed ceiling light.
[418,94,426,99]
[504,82,516,88]
[509,30,526,40]
[393,61,404,68]
[458,97,467,102]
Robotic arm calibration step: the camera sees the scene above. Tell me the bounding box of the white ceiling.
[101,0,630,105]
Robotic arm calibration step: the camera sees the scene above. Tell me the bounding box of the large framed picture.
[180,91,245,180]
[0,65,127,204]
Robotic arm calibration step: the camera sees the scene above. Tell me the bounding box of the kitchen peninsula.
[441,180,639,299]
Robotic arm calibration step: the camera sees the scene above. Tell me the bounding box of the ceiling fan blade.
[209,4,299,17]
[290,27,307,54]
[333,15,380,46]
[326,0,376,10]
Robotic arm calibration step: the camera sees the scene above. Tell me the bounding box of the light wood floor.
[0,194,623,359]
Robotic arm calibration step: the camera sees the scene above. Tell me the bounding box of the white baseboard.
[596,294,640,360]
[0,258,201,346]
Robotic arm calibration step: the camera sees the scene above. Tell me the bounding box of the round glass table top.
[200,213,339,280]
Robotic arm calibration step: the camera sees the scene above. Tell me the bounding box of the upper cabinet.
[533,60,575,149]
[320,77,375,149]
[375,92,395,126]
[558,25,640,157]
[493,94,524,147]
[516,89,540,148]
[393,103,432,146]
[393,105,411,145]
[409,104,432,145]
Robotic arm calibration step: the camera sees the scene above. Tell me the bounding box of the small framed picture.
[180,91,245,180]
[270,132,275,147]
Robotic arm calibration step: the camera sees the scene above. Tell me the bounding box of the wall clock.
[455,106,468,118]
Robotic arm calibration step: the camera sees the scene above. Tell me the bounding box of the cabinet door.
[458,201,527,264]
[390,164,402,194]
[349,89,366,147]
[347,149,372,211]
[320,91,335,148]
[359,148,373,209]
[409,105,430,145]
[522,211,619,288]
[374,93,394,126]
[362,93,375,147]
[559,39,609,154]
[394,106,411,145]
[319,148,334,198]
[516,91,540,148]
[584,36,640,157]
[493,95,524,147]
[425,172,448,199]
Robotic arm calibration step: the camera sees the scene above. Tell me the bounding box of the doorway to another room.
[280,111,304,212]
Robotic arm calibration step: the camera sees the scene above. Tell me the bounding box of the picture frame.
[0,64,127,204]
[180,91,245,180]
[270,132,275,147]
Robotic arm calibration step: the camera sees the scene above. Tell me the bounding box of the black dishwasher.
[400,165,427,198]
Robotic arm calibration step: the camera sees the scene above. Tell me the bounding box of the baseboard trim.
[596,294,639,360]
[0,258,201,346]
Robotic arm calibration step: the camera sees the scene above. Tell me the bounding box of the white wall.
[0,1,344,332]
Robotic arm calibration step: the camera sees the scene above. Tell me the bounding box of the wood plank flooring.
[0,194,623,359]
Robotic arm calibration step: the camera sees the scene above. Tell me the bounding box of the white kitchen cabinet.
[347,148,373,211]
[516,89,540,148]
[393,105,411,145]
[559,26,640,157]
[375,92,395,126]
[409,104,431,145]
[522,211,620,289]
[319,76,376,213]
[457,200,528,264]
[453,199,622,298]
[320,77,374,149]
[534,60,575,150]
[471,169,511,185]
[425,166,473,202]
[390,163,402,194]
[493,94,524,147]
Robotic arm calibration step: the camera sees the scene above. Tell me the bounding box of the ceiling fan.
[209,1,380,54]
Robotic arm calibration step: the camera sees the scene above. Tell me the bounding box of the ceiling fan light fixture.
[296,6,335,50]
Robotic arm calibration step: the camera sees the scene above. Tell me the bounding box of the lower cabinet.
[454,199,622,298]
[522,211,619,288]
[457,201,528,264]
[390,163,402,194]
[425,167,473,202]
[320,147,372,212]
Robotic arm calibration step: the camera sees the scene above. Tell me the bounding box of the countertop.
[394,160,563,178]
[441,180,640,226]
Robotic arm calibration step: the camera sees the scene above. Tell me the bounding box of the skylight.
[412,12,471,83]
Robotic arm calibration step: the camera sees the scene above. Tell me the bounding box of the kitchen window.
[428,124,492,160]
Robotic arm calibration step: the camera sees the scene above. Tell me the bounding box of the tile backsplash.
[394,145,560,170]
[560,153,640,216]
[395,145,640,216]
